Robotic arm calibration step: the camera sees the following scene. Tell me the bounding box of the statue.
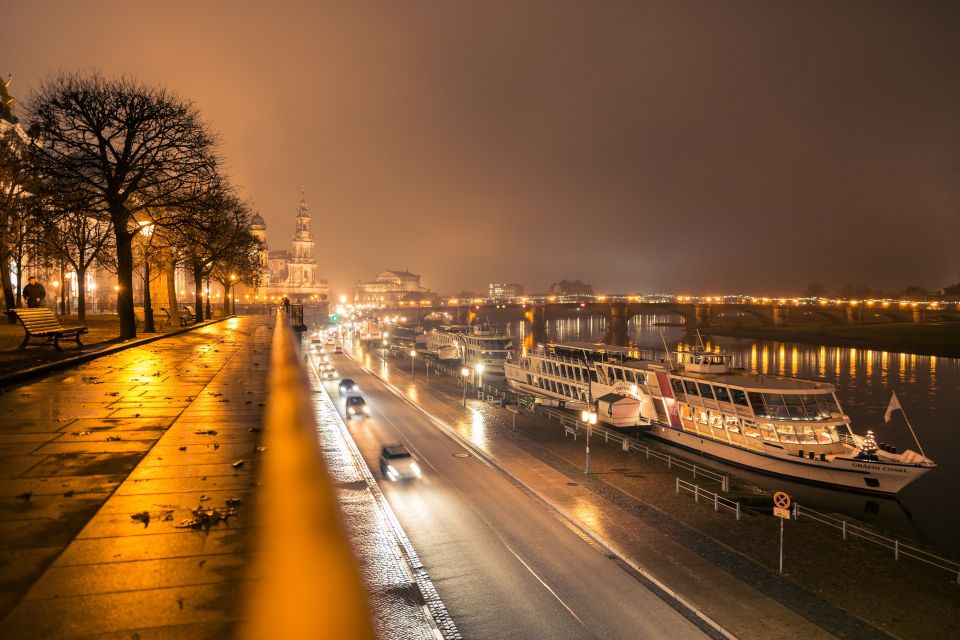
[0,75,17,124]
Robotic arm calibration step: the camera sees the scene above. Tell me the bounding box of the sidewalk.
[0,316,273,637]
[355,348,959,640]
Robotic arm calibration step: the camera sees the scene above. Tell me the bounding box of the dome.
[250,212,266,229]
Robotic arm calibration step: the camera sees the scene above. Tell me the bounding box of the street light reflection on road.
[470,408,486,444]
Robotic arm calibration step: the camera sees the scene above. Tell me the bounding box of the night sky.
[3,1,958,297]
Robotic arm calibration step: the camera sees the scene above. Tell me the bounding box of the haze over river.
[504,315,958,556]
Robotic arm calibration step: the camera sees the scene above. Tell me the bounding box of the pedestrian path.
[0,316,272,638]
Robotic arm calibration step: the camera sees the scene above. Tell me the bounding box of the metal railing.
[676,478,741,520]
[242,316,375,640]
[794,503,960,584]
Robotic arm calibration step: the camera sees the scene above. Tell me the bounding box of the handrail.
[794,503,960,584]
[242,316,375,639]
[676,478,741,520]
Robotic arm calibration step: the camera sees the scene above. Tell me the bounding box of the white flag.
[884,391,902,423]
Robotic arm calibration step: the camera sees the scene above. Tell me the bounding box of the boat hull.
[645,422,932,495]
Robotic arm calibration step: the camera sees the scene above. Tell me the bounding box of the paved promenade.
[0,316,272,637]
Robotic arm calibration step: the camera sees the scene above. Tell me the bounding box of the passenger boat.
[505,342,935,494]
[425,325,513,375]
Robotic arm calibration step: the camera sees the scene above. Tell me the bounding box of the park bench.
[161,306,188,327]
[182,305,196,323]
[12,308,88,351]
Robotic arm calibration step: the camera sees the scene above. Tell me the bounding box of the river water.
[504,314,959,555]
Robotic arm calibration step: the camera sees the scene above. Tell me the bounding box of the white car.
[379,444,421,481]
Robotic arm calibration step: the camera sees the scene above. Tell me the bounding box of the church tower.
[249,211,269,292]
[288,191,318,287]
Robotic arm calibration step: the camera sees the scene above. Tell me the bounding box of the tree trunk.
[115,230,137,339]
[77,266,87,322]
[165,256,178,329]
[222,281,230,315]
[205,277,212,318]
[143,259,155,332]
[14,262,23,308]
[1,255,16,322]
[193,267,205,323]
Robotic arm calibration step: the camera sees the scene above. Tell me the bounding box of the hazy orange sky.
[3,1,959,297]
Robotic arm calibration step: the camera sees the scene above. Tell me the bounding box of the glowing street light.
[461,367,470,407]
[581,409,598,475]
[475,363,485,393]
[409,349,417,377]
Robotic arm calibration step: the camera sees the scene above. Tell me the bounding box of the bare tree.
[26,72,219,339]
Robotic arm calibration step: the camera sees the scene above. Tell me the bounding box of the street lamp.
[475,363,485,393]
[581,409,598,475]
[409,349,417,377]
[461,367,470,407]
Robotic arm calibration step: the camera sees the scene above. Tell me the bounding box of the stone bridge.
[376,301,958,347]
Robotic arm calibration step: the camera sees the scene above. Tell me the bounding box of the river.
[504,314,958,556]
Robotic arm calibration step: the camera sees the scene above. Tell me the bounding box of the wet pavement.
[0,316,271,638]
[307,361,447,640]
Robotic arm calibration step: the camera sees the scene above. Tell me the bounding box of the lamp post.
[475,363,485,394]
[461,367,470,407]
[230,273,237,315]
[581,409,598,475]
[410,349,417,378]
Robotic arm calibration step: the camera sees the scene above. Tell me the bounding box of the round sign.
[773,491,791,509]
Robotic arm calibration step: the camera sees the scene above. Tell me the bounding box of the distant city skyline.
[3,1,958,296]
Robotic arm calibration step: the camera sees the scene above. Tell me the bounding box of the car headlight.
[348,407,355,415]
[411,463,421,477]
[362,406,370,414]
[386,465,399,480]
[352,385,359,392]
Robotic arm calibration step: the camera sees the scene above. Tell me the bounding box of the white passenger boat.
[425,325,513,375]
[505,342,935,494]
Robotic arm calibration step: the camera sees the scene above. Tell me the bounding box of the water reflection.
[503,315,960,553]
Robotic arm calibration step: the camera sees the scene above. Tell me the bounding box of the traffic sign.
[773,506,792,519]
[773,491,791,509]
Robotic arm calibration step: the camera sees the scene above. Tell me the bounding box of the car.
[333,345,343,354]
[338,379,358,397]
[345,395,369,419]
[379,444,421,481]
[321,364,338,380]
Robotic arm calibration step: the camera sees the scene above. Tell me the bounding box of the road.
[319,343,711,640]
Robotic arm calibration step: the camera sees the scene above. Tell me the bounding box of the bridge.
[369,298,959,346]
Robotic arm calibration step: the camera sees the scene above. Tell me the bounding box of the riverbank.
[703,322,960,358]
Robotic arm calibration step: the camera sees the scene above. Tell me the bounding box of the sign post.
[773,491,791,574]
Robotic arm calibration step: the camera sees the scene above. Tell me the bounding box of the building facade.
[353,269,428,306]
[488,282,525,300]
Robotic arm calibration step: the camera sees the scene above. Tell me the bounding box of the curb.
[346,350,737,640]
[0,316,235,390]
[308,356,461,640]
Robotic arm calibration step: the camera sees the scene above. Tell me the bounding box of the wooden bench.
[182,305,197,323]
[13,308,88,351]
[161,306,189,327]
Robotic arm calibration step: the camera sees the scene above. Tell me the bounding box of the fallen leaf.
[232,459,244,468]
[15,492,31,501]
[131,511,150,527]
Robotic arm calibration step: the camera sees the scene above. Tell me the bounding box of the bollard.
[721,476,729,493]
[622,438,629,452]
[675,477,679,494]
[714,493,719,512]
[736,502,740,521]
[842,520,847,541]
[645,446,650,460]
[694,485,699,503]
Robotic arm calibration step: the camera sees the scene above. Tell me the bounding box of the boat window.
[798,394,826,419]
[615,368,624,381]
[573,367,581,381]
[816,426,839,444]
[797,425,818,445]
[713,386,731,404]
[783,394,806,420]
[709,412,724,428]
[680,404,693,420]
[590,369,598,383]
[819,394,842,417]
[741,419,760,438]
[724,416,741,433]
[670,379,685,397]
[747,392,766,415]
[730,388,749,407]
[696,410,709,424]
[759,423,779,442]
[625,370,635,383]
[683,380,699,396]
[775,423,799,444]
[762,394,789,419]
[697,383,714,399]
[527,374,532,385]
[607,367,616,382]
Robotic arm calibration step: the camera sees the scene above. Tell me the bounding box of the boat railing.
[794,504,960,584]
[676,478,740,520]
[520,397,730,492]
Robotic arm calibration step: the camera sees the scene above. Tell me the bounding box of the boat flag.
[884,391,902,423]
